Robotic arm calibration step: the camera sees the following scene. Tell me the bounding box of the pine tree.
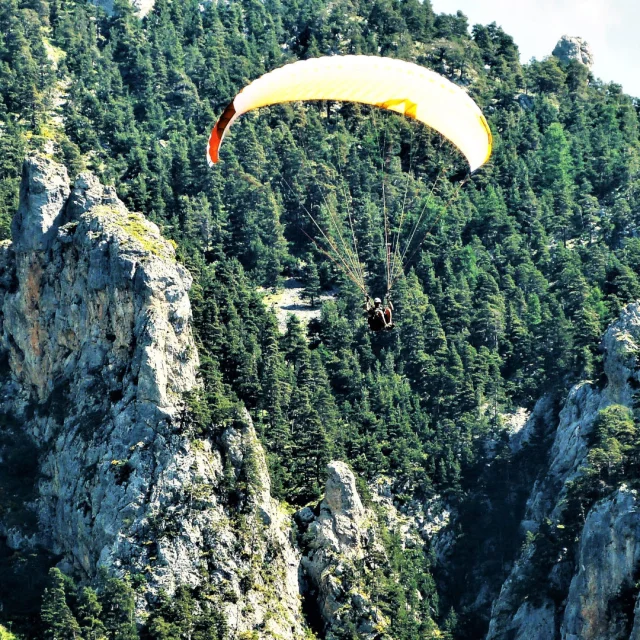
[99,575,137,640]
[471,272,505,351]
[288,383,331,502]
[301,258,322,307]
[41,569,81,640]
[77,588,106,640]
[539,122,574,239]
[258,312,292,495]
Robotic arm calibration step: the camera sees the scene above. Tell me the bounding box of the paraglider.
[364,296,394,332]
[207,55,492,330]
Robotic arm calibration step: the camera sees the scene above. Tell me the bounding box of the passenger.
[364,295,394,332]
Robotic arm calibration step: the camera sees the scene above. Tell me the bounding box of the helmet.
[374,297,382,304]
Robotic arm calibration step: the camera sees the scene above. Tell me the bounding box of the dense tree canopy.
[2,0,640,637]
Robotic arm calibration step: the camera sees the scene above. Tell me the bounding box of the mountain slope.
[2,0,640,638]
[0,155,308,638]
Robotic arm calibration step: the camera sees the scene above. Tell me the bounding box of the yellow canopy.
[208,55,492,171]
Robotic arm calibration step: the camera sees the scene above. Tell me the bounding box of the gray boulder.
[552,35,594,66]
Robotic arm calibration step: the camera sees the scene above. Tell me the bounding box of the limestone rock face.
[372,476,450,548]
[321,460,365,546]
[12,156,70,252]
[552,35,594,67]
[562,488,640,640]
[299,461,388,639]
[486,303,640,640]
[0,155,307,638]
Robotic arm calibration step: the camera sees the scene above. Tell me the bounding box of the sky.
[430,0,640,97]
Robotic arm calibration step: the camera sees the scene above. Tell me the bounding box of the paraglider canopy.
[207,55,493,305]
[207,55,492,171]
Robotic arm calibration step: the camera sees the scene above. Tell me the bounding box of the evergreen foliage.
[2,0,640,637]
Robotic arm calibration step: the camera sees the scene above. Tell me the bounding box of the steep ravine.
[6,156,640,640]
[449,303,640,640]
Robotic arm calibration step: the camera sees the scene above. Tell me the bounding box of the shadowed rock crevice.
[482,303,640,640]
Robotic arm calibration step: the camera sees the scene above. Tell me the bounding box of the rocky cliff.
[297,461,388,639]
[0,155,307,638]
[552,35,594,67]
[483,303,640,639]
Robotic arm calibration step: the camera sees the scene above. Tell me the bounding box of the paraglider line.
[400,173,470,275]
[298,226,368,296]
[331,142,367,291]
[317,178,366,292]
[281,177,367,294]
[377,122,392,293]
[389,126,417,293]
[289,146,366,292]
[391,166,447,287]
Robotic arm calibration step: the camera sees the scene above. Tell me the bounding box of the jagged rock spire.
[552,35,594,67]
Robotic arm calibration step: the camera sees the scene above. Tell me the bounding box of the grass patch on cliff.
[120,214,172,258]
[94,206,175,260]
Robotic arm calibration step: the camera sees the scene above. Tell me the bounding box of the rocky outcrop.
[214,415,306,638]
[12,156,70,252]
[0,155,307,638]
[563,487,640,640]
[552,35,594,67]
[485,303,640,640]
[372,476,450,548]
[298,461,388,639]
